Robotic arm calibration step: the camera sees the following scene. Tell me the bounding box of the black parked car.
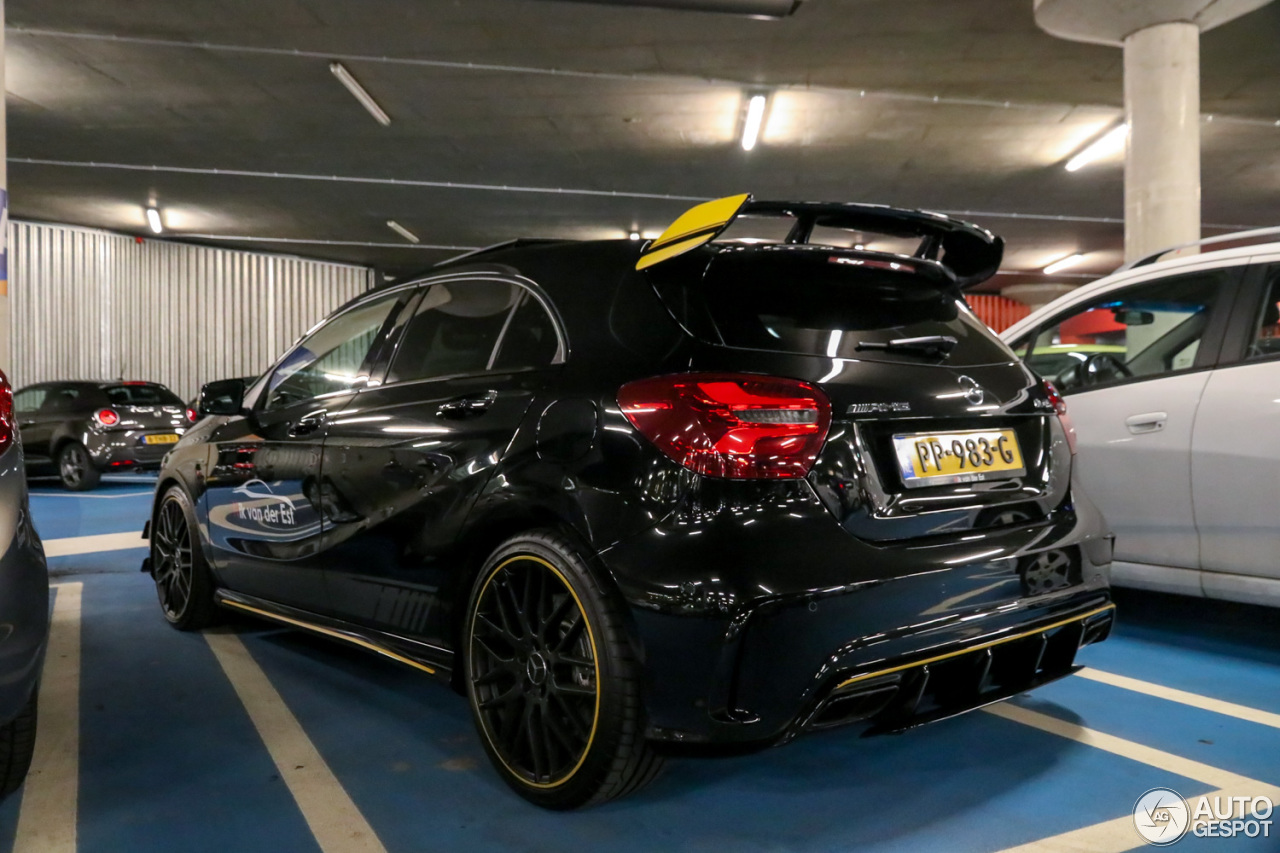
[144,195,1114,809]
[15,381,191,490]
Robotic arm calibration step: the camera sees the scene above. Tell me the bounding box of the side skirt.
[215,590,455,683]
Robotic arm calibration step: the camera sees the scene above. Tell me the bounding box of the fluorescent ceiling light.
[742,95,767,151]
[330,62,391,127]
[386,220,420,243]
[146,207,163,234]
[629,231,641,241]
[1065,124,1128,172]
[1043,253,1085,274]
[555,1,803,17]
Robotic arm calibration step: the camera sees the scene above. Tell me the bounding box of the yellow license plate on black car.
[892,428,1025,488]
[142,434,180,445]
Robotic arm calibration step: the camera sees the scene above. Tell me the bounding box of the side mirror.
[1114,309,1155,326]
[198,378,247,417]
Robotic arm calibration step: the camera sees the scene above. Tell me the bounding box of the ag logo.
[1134,787,1190,846]
[957,374,985,406]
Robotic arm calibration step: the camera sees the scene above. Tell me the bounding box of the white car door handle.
[1125,412,1167,434]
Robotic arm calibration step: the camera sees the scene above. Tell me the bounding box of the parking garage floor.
[2,477,1278,853]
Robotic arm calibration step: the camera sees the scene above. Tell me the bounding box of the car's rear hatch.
[647,243,1071,542]
[98,383,187,447]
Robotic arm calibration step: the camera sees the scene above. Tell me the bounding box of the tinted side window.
[492,292,561,371]
[387,280,518,384]
[1245,265,1280,361]
[264,295,400,411]
[42,387,85,413]
[1024,269,1230,391]
[14,388,47,413]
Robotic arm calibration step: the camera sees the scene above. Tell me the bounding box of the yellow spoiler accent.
[636,193,751,271]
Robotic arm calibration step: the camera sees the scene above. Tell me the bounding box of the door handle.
[437,390,497,419]
[288,410,328,437]
[18,421,35,428]
[1124,412,1167,434]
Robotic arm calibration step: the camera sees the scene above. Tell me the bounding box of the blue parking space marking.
[240,626,1213,853]
[28,485,153,542]
[1011,675,1280,788]
[47,549,148,578]
[72,575,323,853]
[1081,590,1280,717]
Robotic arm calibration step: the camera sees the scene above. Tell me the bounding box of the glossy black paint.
[149,236,1112,750]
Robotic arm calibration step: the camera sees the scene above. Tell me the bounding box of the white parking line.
[1076,667,1280,730]
[43,532,146,558]
[987,702,1280,852]
[205,631,387,853]
[13,582,82,853]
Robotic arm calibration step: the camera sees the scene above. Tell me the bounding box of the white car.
[1001,229,1280,608]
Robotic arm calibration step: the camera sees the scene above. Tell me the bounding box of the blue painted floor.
[6,476,1280,852]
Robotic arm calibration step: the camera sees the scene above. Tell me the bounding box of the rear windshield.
[102,384,183,406]
[650,248,1014,367]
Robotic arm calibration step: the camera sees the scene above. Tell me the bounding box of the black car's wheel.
[465,531,663,809]
[57,442,100,491]
[151,486,218,630]
[0,688,38,799]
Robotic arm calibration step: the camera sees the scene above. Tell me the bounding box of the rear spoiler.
[636,194,1004,288]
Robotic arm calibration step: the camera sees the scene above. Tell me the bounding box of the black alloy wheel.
[465,531,662,809]
[150,487,217,630]
[57,442,100,491]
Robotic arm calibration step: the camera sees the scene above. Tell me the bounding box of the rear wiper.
[855,335,957,358]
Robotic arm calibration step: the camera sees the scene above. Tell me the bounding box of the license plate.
[892,428,1025,488]
[142,434,180,445]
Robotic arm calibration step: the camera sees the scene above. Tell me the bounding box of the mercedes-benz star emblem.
[957,375,985,406]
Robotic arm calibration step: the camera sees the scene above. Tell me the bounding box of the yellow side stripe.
[835,603,1115,691]
[221,600,437,676]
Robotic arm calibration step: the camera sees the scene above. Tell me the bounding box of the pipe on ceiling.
[549,0,803,18]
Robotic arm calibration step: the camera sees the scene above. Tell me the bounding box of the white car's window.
[1246,266,1280,361]
[1022,269,1230,392]
[264,295,401,411]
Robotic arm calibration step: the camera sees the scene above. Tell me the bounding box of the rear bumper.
[86,430,177,469]
[601,475,1113,747]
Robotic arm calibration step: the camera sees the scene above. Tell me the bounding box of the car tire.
[57,442,100,491]
[464,530,664,809]
[150,486,219,631]
[0,687,38,799]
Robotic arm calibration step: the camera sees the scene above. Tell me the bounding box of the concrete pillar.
[1124,22,1200,262]
[1034,0,1275,263]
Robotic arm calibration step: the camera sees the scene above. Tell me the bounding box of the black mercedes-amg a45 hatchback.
[144,195,1114,808]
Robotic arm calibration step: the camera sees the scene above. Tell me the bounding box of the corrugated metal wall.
[8,221,375,399]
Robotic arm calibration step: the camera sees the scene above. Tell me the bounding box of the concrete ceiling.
[6,0,1280,287]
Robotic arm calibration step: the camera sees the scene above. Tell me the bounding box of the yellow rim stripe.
[834,602,1115,691]
[220,600,438,676]
[469,554,601,791]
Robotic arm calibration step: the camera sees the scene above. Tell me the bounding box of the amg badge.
[847,402,911,414]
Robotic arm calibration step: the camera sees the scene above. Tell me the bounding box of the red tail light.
[94,408,120,427]
[618,373,832,479]
[185,407,198,424]
[0,372,13,456]
[1043,380,1076,455]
